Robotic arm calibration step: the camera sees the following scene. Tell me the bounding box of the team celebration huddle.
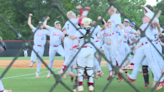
[27,4,164,92]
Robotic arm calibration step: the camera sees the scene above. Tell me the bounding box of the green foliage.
[0,0,152,40]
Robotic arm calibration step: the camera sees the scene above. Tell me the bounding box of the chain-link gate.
[0,0,164,92]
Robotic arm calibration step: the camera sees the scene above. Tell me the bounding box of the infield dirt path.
[0,60,107,68]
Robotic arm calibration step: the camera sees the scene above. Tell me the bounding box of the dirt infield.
[0,60,107,68]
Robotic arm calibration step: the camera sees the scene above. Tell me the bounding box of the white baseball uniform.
[48,26,65,72]
[62,18,79,71]
[103,27,113,71]
[129,23,163,82]
[74,28,95,84]
[122,25,137,63]
[109,13,124,66]
[30,27,49,73]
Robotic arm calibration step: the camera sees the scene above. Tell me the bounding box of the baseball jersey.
[103,27,112,44]
[32,27,49,46]
[48,26,64,45]
[91,25,101,42]
[139,23,155,43]
[122,25,137,42]
[63,18,79,36]
[109,13,123,46]
[74,29,94,47]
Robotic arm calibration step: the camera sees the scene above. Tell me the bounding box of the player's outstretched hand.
[63,30,67,35]
[69,47,73,50]
[159,32,162,37]
[76,5,82,9]
[97,16,101,20]
[46,16,50,20]
[29,13,33,17]
[141,5,145,9]
[0,36,3,42]
[123,34,127,39]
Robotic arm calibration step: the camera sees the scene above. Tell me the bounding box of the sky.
[146,0,162,6]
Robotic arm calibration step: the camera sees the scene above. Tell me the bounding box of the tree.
[0,0,147,40]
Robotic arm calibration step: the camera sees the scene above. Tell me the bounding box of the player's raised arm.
[43,16,50,30]
[28,13,34,30]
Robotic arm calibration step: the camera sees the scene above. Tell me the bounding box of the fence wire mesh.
[0,0,164,92]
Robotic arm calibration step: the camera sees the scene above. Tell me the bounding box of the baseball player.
[107,6,127,82]
[122,18,138,64]
[43,17,66,78]
[0,36,12,92]
[23,48,28,57]
[141,5,164,88]
[129,22,137,53]
[69,18,95,92]
[58,10,80,79]
[102,19,115,80]
[28,13,49,79]
[127,12,163,90]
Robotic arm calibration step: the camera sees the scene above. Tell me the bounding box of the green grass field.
[0,56,164,92]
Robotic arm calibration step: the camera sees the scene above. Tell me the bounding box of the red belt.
[83,46,92,48]
[96,40,99,42]
[34,44,44,47]
[50,44,61,47]
[142,40,153,45]
[76,46,92,49]
[123,41,127,43]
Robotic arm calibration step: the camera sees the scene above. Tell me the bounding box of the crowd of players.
[0,4,161,92]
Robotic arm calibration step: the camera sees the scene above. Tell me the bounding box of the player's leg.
[125,44,133,63]
[128,49,145,81]
[59,39,73,74]
[36,47,45,79]
[74,49,86,92]
[0,79,12,92]
[47,47,56,78]
[0,79,4,92]
[30,46,37,67]
[144,45,163,90]
[86,49,94,92]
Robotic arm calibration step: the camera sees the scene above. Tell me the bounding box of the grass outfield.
[0,57,164,92]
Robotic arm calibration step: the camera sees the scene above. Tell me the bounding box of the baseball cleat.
[127,77,136,83]
[3,90,12,92]
[76,85,84,92]
[67,72,75,77]
[36,72,39,79]
[107,76,112,81]
[58,70,66,79]
[119,69,124,73]
[121,65,134,70]
[151,81,157,88]
[156,82,163,90]
[29,62,35,67]
[145,83,149,88]
[117,78,123,82]
[97,71,104,77]
[47,72,51,79]
[88,85,94,92]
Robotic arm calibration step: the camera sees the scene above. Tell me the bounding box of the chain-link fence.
[0,0,164,92]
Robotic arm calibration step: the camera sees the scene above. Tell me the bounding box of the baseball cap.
[130,22,135,27]
[54,21,60,25]
[145,12,154,19]
[124,18,130,23]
